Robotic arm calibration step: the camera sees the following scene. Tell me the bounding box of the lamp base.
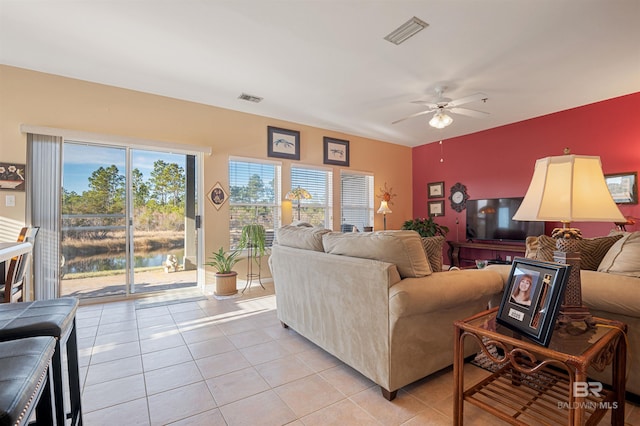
[553,248,595,333]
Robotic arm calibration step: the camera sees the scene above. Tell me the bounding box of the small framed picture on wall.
[267,126,300,160]
[323,137,350,166]
[428,181,444,199]
[428,200,445,217]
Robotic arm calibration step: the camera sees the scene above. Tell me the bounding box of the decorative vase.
[215,272,238,296]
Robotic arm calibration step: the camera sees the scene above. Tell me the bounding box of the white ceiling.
[1,1,639,147]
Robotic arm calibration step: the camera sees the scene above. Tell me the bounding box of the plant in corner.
[206,247,242,296]
[401,217,449,237]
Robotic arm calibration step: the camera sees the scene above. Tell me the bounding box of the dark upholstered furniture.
[0,298,82,426]
[0,336,56,426]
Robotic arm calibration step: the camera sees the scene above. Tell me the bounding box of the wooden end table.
[454,308,627,425]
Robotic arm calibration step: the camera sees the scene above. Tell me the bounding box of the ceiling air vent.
[238,93,263,103]
[384,16,428,45]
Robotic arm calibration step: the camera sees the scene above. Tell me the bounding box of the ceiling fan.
[392,86,489,129]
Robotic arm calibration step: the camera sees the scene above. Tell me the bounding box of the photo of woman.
[510,273,535,307]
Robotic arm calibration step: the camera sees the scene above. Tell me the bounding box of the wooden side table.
[454,308,627,425]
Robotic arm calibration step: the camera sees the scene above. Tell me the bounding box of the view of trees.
[63,160,186,238]
[229,174,275,247]
[228,173,326,248]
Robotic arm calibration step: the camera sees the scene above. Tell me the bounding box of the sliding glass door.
[60,143,199,299]
[130,150,197,295]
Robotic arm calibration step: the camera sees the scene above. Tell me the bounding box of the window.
[229,158,281,248]
[340,171,374,232]
[290,166,333,228]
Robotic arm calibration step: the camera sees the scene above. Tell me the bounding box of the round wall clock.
[449,182,469,212]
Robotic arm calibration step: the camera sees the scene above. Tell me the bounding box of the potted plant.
[401,217,449,237]
[238,224,267,260]
[206,247,242,296]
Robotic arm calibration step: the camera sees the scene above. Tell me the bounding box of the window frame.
[290,164,333,228]
[340,169,374,232]
[228,156,282,249]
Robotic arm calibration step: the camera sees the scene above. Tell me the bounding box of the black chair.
[0,336,56,426]
[0,298,83,426]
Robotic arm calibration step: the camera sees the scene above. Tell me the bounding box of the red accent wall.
[412,92,640,249]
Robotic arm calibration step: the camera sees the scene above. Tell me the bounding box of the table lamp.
[512,154,624,329]
[377,200,392,230]
[285,187,311,221]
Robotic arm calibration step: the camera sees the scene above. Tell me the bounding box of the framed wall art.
[428,181,444,199]
[0,163,26,191]
[428,200,445,217]
[605,171,638,204]
[207,182,228,211]
[496,257,570,347]
[267,126,300,160]
[323,137,349,167]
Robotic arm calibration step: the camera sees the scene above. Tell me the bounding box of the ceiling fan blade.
[450,107,490,118]
[409,100,439,109]
[448,92,488,108]
[392,109,433,124]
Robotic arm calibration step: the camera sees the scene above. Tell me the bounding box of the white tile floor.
[75,281,640,425]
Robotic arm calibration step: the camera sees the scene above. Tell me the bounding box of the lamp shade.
[429,110,453,129]
[285,187,311,201]
[377,200,392,214]
[513,155,624,223]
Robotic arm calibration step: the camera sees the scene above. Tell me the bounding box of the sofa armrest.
[389,269,504,318]
[582,270,640,318]
[484,264,511,286]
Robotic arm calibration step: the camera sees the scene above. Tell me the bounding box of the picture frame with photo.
[428,181,444,199]
[323,137,349,166]
[267,126,300,160]
[496,257,571,347]
[428,200,445,217]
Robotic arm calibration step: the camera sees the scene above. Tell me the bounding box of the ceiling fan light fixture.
[429,110,453,129]
[384,16,428,45]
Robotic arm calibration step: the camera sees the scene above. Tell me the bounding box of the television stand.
[447,240,526,268]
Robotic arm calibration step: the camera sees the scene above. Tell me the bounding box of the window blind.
[340,171,374,232]
[291,166,333,228]
[229,159,281,248]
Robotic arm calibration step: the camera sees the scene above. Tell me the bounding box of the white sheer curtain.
[26,133,62,300]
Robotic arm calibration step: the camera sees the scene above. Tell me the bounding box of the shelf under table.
[464,361,616,425]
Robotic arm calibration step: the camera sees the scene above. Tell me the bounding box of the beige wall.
[0,65,412,278]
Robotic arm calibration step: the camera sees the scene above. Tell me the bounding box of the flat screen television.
[466,197,544,242]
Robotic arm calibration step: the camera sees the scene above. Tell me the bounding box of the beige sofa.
[487,231,640,397]
[268,227,504,400]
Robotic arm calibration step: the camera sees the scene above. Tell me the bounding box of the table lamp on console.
[512,153,625,332]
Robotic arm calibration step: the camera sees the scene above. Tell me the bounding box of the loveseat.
[487,231,640,397]
[268,226,504,400]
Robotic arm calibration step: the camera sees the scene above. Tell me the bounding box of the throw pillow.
[598,232,640,277]
[421,236,445,273]
[533,235,557,262]
[322,230,432,278]
[528,234,623,271]
[576,234,624,271]
[525,236,540,259]
[276,225,330,252]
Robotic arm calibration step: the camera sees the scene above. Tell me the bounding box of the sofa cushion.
[322,230,432,278]
[526,234,623,271]
[597,231,640,277]
[276,225,331,252]
[421,236,445,273]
